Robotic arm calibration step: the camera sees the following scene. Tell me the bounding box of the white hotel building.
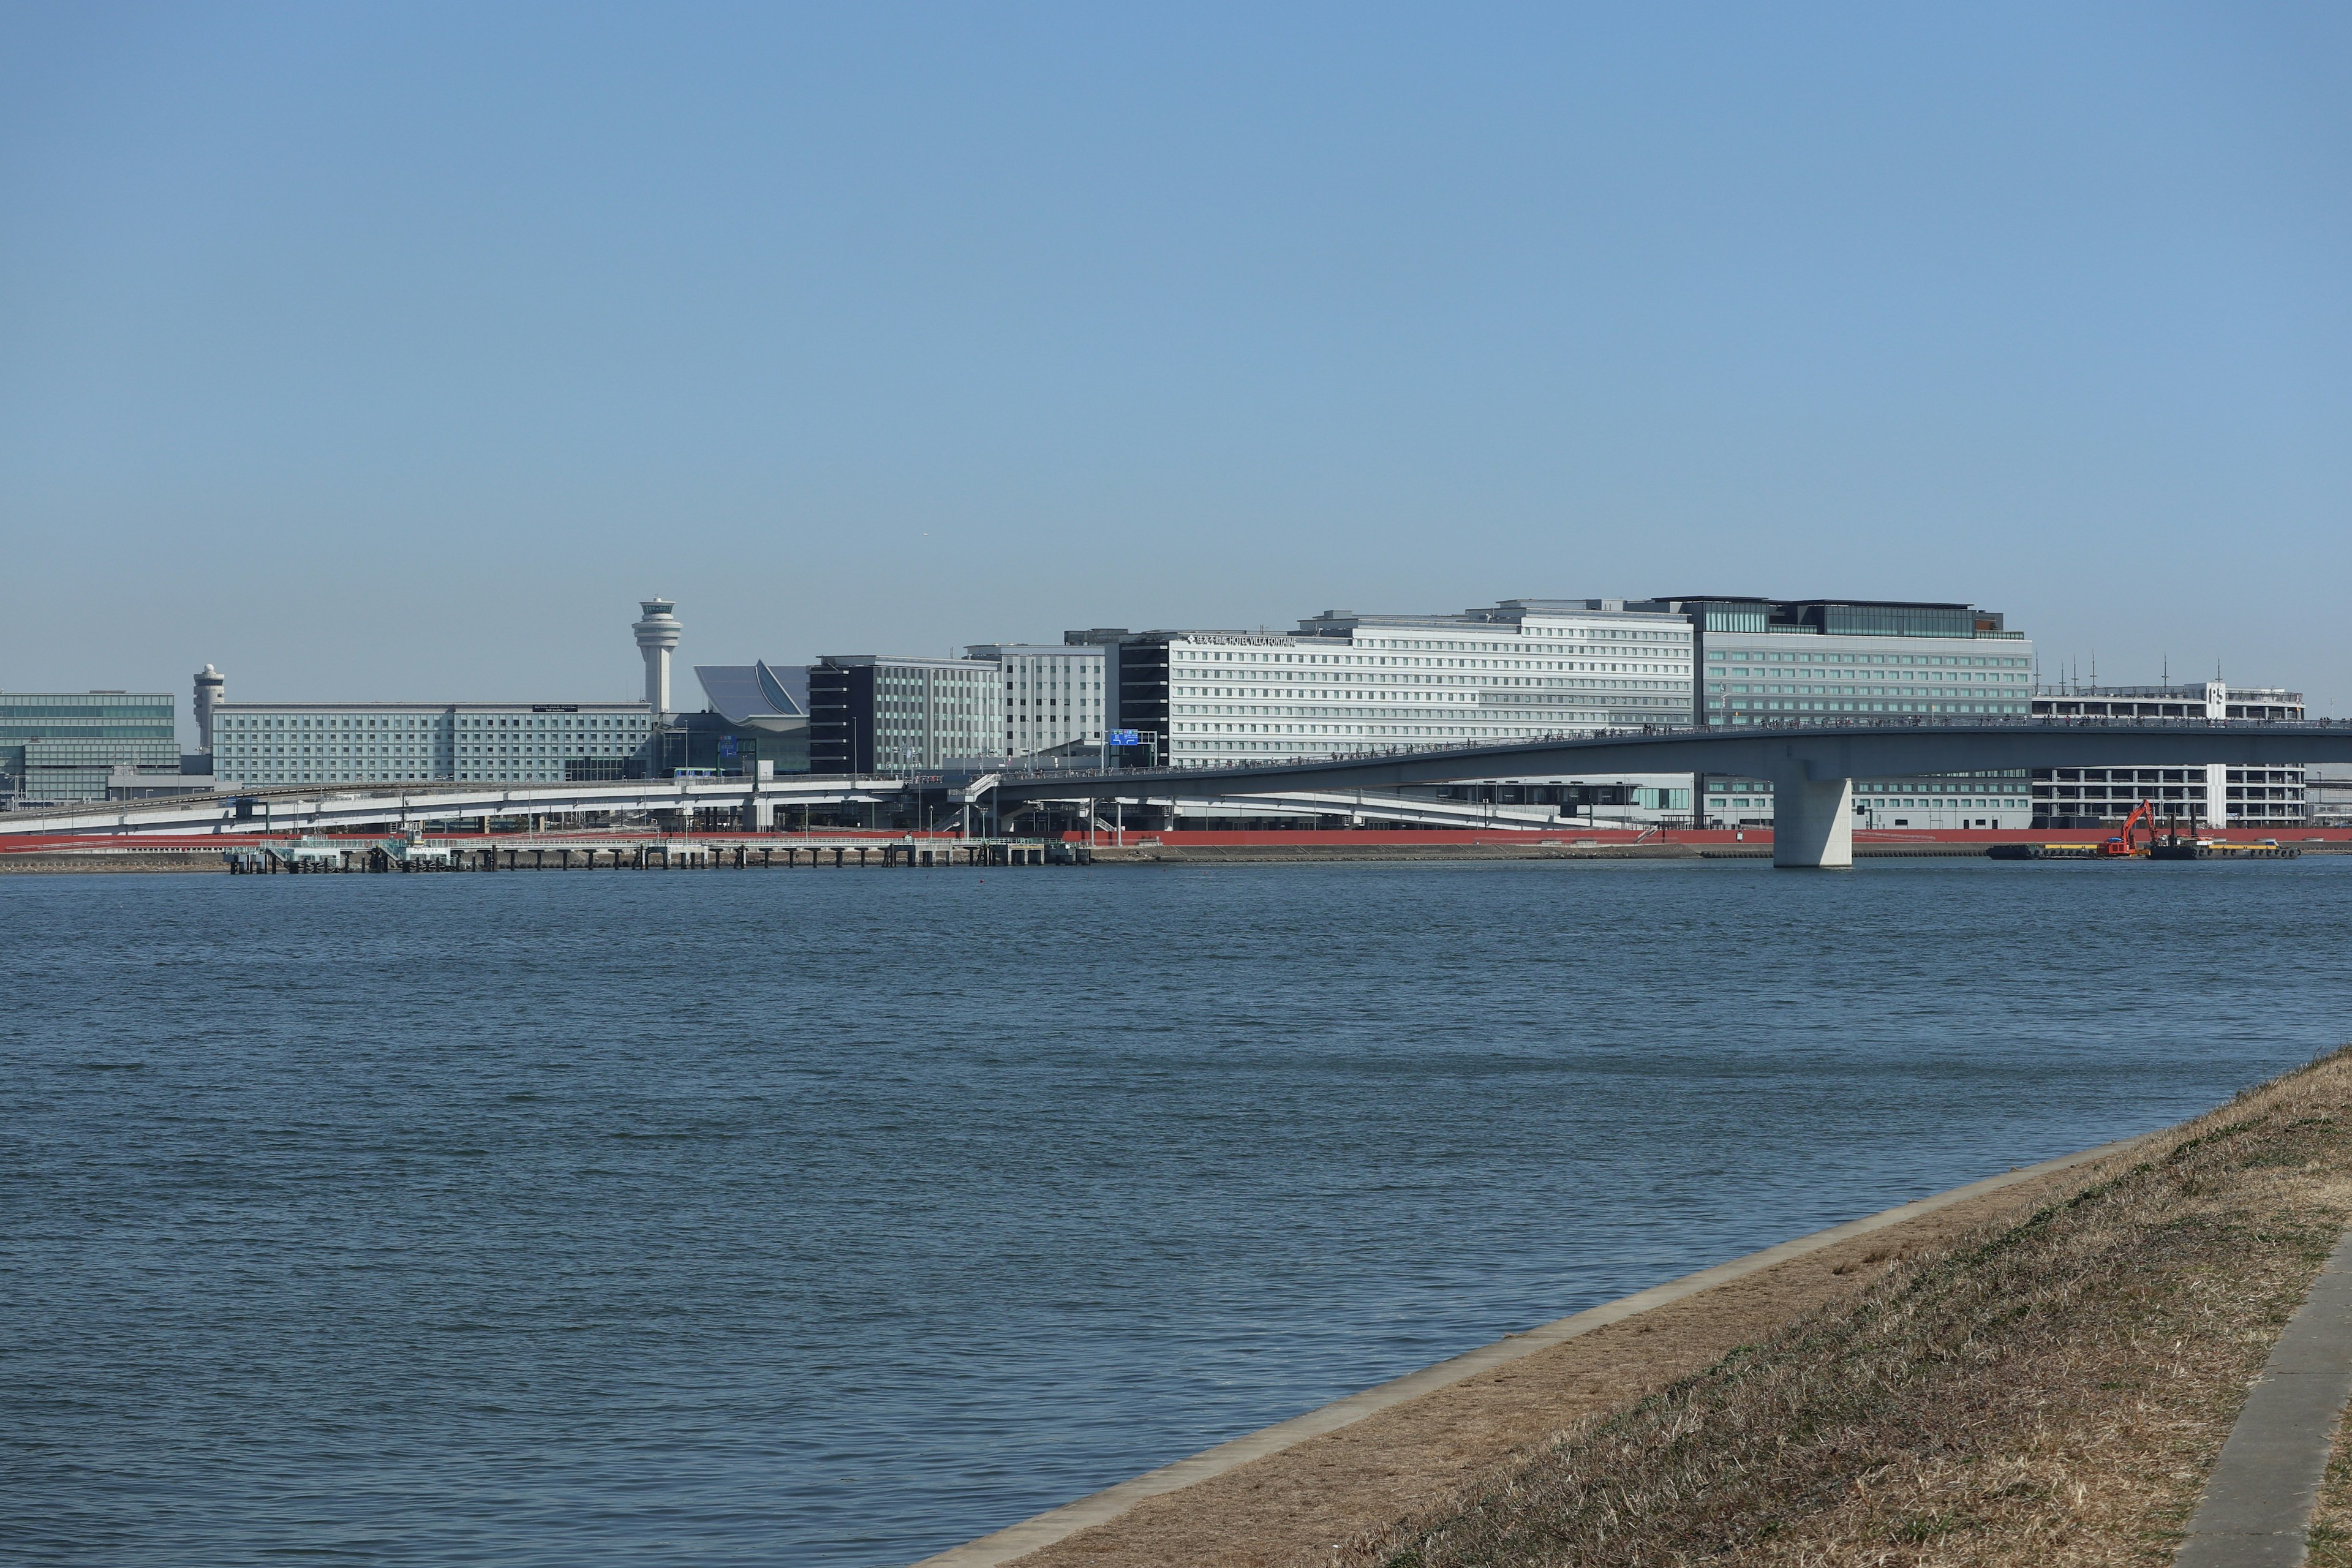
[1112,600,1695,766]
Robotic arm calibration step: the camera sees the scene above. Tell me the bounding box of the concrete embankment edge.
[0,852,230,873]
[910,1131,2155,1568]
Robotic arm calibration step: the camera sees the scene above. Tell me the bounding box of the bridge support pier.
[1770,772,1854,869]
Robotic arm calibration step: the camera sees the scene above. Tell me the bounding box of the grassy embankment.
[1379,1048,2352,1568]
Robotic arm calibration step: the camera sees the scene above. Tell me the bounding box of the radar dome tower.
[632,598,682,717]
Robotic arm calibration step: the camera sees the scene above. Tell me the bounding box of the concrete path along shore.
[2175,1227,2352,1568]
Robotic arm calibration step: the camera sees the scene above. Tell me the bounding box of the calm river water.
[6,858,2350,1565]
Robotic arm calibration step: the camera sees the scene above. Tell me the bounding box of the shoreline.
[914,1132,2153,1568]
[11,843,2346,873]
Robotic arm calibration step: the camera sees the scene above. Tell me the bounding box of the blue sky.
[3,4,2346,722]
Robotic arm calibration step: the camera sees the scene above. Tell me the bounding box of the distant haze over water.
[5,859,2348,1566]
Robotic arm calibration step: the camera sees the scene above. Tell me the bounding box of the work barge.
[222,835,1082,874]
[1984,801,2303,861]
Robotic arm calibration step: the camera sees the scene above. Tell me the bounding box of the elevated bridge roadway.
[1117,788,1572,831]
[987,721,2352,866]
[0,774,909,842]
[13,722,2348,867]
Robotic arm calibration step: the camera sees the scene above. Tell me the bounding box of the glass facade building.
[679,663,812,777]
[1656,597,2038,830]
[1664,598,2035,728]
[1,691,179,803]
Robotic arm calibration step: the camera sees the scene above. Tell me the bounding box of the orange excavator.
[2100,801,2158,856]
[2101,801,2197,858]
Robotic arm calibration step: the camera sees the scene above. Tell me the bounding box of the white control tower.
[632,598,682,716]
[194,665,225,752]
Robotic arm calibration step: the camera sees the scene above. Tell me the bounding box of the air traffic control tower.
[193,664,225,754]
[632,598,682,718]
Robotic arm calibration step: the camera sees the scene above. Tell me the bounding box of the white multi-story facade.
[967,643,1107,759]
[2026,682,2307,828]
[209,703,655,787]
[1116,599,1695,766]
[807,655,1002,772]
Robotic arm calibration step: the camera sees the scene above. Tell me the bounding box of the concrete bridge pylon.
[1770,773,1855,868]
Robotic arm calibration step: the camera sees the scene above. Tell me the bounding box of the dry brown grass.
[2304,1374,2352,1566]
[1375,1049,2352,1568]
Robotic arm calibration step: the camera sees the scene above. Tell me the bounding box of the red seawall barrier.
[1063,826,2352,849]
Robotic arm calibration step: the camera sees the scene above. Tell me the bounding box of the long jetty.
[224,837,1076,874]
